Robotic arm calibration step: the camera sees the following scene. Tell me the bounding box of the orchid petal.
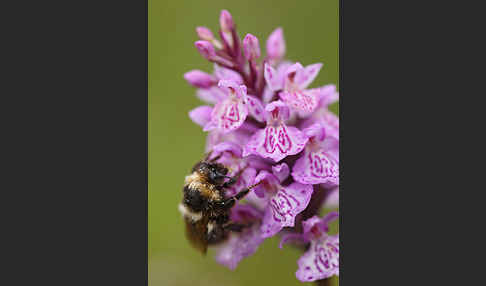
[216,224,265,270]
[214,64,243,84]
[296,235,339,282]
[244,124,308,162]
[294,63,323,89]
[196,86,226,104]
[264,63,283,91]
[272,162,289,183]
[260,182,313,238]
[188,106,213,127]
[246,95,265,122]
[292,149,339,185]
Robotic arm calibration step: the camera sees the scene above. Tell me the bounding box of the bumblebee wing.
[184,215,209,254]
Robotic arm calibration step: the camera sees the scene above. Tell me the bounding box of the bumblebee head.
[198,161,228,185]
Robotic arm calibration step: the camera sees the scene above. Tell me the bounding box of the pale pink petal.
[266,27,286,61]
[262,86,275,104]
[188,105,212,127]
[296,235,339,282]
[295,63,323,89]
[214,64,243,84]
[252,170,280,198]
[244,124,308,162]
[302,212,338,241]
[292,149,339,185]
[279,89,319,114]
[321,111,339,138]
[318,84,339,106]
[264,63,283,91]
[302,123,327,142]
[211,141,243,158]
[260,182,313,238]
[205,129,252,153]
[272,162,289,183]
[246,95,265,122]
[324,188,339,209]
[276,61,294,75]
[196,86,226,104]
[218,80,247,100]
[265,100,290,121]
[284,62,304,78]
[215,224,265,270]
[204,97,248,133]
[184,70,216,88]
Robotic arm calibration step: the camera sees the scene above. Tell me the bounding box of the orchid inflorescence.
[184,10,339,283]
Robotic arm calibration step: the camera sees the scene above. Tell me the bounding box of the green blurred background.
[149,0,339,285]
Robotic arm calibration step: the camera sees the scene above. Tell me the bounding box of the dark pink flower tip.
[266,27,285,61]
[195,40,216,60]
[196,26,214,41]
[183,70,215,88]
[243,33,261,61]
[219,10,234,32]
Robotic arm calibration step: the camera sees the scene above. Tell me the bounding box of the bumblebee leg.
[215,181,263,210]
[221,176,237,189]
[220,167,246,189]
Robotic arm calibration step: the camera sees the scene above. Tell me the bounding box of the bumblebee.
[179,154,260,254]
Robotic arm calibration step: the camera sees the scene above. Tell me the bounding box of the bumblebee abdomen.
[183,185,206,212]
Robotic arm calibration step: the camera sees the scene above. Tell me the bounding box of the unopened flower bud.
[243,33,261,61]
[196,26,215,41]
[219,10,234,33]
[266,27,286,61]
[196,26,223,49]
[195,40,216,60]
[184,70,216,88]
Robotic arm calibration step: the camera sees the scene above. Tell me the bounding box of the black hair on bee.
[178,153,260,254]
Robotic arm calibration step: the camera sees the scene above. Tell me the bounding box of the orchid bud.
[196,26,223,49]
[196,26,215,41]
[266,27,286,61]
[195,40,216,60]
[243,33,261,61]
[219,10,234,33]
[184,70,216,88]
